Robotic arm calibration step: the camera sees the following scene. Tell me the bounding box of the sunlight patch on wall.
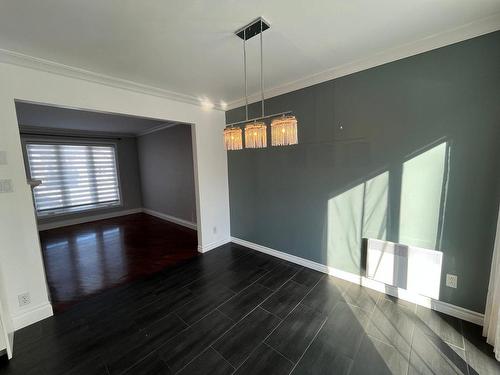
[327,172,389,272]
[363,172,389,240]
[399,142,447,250]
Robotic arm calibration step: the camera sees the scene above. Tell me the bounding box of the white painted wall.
[0,61,231,330]
[0,319,5,353]
[0,267,13,358]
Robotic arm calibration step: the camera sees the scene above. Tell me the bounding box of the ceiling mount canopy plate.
[235,17,270,40]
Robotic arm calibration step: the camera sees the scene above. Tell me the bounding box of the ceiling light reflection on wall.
[200,98,214,110]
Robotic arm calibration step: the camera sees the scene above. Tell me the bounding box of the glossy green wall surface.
[226,31,500,313]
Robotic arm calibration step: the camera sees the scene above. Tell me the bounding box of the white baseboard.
[198,238,231,253]
[12,302,53,331]
[142,208,197,230]
[37,208,143,231]
[231,237,484,326]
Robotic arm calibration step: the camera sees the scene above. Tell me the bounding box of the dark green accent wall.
[226,31,500,313]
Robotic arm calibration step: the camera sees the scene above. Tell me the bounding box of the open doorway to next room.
[15,101,199,312]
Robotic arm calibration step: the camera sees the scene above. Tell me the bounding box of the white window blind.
[26,143,121,215]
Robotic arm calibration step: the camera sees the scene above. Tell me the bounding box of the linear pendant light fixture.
[224,17,298,150]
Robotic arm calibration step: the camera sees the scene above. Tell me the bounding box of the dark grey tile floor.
[0,243,498,374]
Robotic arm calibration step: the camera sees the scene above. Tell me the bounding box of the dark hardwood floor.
[1,242,498,375]
[38,213,198,312]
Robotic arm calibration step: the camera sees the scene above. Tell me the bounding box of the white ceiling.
[16,101,175,135]
[1,1,500,108]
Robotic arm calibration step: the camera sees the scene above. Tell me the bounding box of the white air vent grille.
[366,238,443,299]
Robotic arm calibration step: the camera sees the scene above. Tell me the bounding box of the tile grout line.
[210,345,236,370]
[213,263,297,325]
[178,248,257,292]
[406,316,416,375]
[163,253,277,334]
[459,320,471,375]
[343,290,381,368]
[286,276,406,373]
[167,319,239,375]
[235,273,327,372]
[186,263,271,295]
[100,296,199,374]
[256,268,302,296]
[216,307,236,322]
[255,267,312,311]
[287,314,329,374]
[259,306,284,322]
[166,261,286,375]
[167,255,275,328]
[173,312,191,328]
[170,287,236,326]
[228,272,325,373]
[369,293,416,375]
[263,341,295,366]
[126,251,261,374]
[208,342,237,372]
[165,253,290,332]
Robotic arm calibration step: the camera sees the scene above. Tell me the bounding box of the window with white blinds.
[26,143,121,215]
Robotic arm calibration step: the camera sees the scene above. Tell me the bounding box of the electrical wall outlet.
[0,179,13,193]
[446,274,458,289]
[18,292,31,307]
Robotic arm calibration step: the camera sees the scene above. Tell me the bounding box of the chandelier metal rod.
[226,111,292,128]
[260,20,264,118]
[243,29,248,121]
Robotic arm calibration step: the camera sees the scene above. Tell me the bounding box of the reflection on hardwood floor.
[38,213,198,312]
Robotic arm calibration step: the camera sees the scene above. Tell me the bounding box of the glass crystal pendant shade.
[245,122,267,148]
[224,127,243,150]
[271,115,298,146]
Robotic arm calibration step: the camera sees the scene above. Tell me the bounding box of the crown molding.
[0,48,224,111]
[136,122,180,137]
[20,123,183,138]
[18,125,136,138]
[1,12,498,113]
[227,13,500,110]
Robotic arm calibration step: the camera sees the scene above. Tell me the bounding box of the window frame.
[23,137,123,217]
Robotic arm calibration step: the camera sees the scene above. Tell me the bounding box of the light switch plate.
[0,179,13,193]
[0,151,6,165]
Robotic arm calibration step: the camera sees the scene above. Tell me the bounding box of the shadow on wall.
[326,139,449,299]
